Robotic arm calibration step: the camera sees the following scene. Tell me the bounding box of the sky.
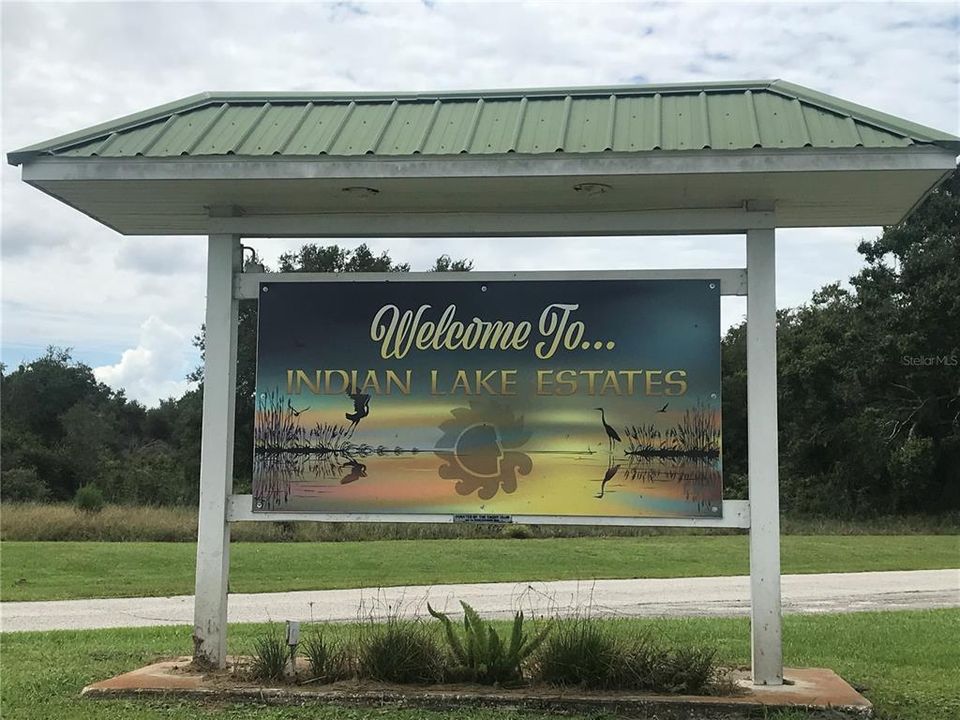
[1,1,957,406]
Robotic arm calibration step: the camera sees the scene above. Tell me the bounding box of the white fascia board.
[210,208,776,239]
[19,147,956,183]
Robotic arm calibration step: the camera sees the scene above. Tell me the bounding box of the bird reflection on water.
[339,459,368,484]
[594,461,622,498]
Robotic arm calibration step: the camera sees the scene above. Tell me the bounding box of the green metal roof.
[8,79,959,165]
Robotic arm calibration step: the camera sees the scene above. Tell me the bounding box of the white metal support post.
[746,227,784,685]
[193,233,241,668]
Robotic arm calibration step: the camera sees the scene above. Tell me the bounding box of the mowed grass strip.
[1,610,957,720]
[2,535,958,602]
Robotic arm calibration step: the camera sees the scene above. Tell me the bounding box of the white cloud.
[2,1,957,400]
[93,316,195,406]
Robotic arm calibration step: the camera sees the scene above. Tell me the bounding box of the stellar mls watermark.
[901,353,958,367]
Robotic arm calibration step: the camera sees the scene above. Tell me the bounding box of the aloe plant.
[427,601,549,684]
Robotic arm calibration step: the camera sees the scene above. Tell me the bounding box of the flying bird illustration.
[594,407,622,452]
[657,403,669,413]
[287,399,310,417]
[345,387,371,436]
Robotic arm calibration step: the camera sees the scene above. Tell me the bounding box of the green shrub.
[1,467,50,502]
[356,617,442,684]
[655,645,718,694]
[427,601,549,684]
[606,633,717,693]
[74,484,105,513]
[249,630,289,682]
[99,442,188,506]
[532,616,619,688]
[532,618,720,694]
[302,632,350,683]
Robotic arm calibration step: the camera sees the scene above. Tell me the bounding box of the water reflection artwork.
[252,278,724,519]
[254,445,721,519]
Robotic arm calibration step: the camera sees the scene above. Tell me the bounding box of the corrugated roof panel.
[87,123,154,157]
[195,105,257,155]
[565,96,614,152]
[611,95,651,151]
[857,123,913,148]
[659,94,705,151]
[153,105,224,156]
[706,93,756,150]
[324,102,389,155]
[377,101,430,154]
[9,80,957,165]
[752,93,792,148]
[285,103,348,155]
[515,97,564,153]
[468,100,511,154]
[232,105,301,155]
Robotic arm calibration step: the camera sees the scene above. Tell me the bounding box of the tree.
[721,168,960,515]
[1,349,120,499]
[431,254,474,272]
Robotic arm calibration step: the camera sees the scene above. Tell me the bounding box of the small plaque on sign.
[453,513,514,524]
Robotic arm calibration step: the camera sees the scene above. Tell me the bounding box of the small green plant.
[651,644,718,694]
[249,629,289,682]
[606,633,719,693]
[356,617,442,684]
[74,485,105,514]
[301,632,350,684]
[427,601,550,685]
[532,616,619,688]
[533,618,721,694]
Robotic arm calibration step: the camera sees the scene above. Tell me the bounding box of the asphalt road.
[2,569,957,633]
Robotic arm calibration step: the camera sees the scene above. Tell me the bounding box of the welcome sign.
[252,278,722,520]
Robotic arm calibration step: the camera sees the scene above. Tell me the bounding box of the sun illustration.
[434,400,533,500]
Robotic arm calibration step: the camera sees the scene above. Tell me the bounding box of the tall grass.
[530,617,720,694]
[301,632,352,684]
[248,629,290,682]
[356,616,443,684]
[1,502,956,541]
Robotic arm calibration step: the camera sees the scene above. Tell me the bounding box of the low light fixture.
[341,186,380,198]
[573,182,612,197]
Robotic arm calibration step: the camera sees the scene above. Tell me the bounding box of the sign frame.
[244,270,739,527]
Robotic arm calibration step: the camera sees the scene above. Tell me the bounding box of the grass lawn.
[2,535,958,601]
[1,610,957,720]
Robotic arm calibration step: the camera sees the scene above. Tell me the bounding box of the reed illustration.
[253,453,346,510]
[623,400,720,459]
[254,388,418,458]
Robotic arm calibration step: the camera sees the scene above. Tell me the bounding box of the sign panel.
[252,278,722,520]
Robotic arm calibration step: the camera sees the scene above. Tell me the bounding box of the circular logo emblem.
[435,401,533,499]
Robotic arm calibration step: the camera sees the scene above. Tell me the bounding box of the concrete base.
[82,658,872,718]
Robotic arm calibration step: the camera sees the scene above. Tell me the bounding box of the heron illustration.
[345,387,371,436]
[594,407,622,452]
